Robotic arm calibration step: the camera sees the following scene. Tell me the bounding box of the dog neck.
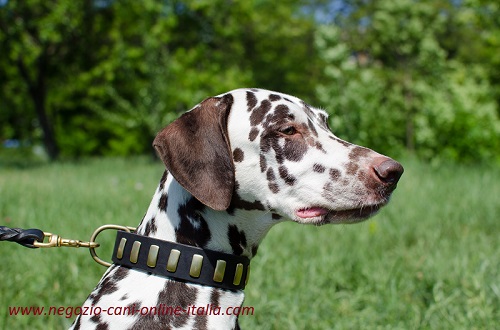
[136,171,277,260]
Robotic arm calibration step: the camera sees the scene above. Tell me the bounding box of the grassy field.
[0,156,498,329]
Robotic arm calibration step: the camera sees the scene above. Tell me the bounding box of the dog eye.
[280,126,298,136]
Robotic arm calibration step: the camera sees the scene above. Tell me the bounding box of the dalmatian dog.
[71,88,403,329]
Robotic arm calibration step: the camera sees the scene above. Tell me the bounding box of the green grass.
[1,157,498,329]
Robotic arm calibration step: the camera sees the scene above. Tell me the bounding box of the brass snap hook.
[89,225,136,267]
[33,232,100,249]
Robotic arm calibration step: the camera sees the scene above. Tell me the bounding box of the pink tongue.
[296,207,329,218]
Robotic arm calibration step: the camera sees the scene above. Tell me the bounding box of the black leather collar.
[112,231,250,291]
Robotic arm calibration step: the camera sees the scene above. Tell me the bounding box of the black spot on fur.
[313,164,326,173]
[278,166,296,186]
[71,315,82,329]
[250,100,272,126]
[211,289,221,307]
[158,193,168,211]
[90,314,101,325]
[159,170,169,190]
[269,94,282,101]
[315,141,325,152]
[260,134,271,153]
[96,322,109,330]
[263,154,282,190]
[233,148,244,162]
[90,267,123,305]
[266,168,276,181]
[274,104,290,116]
[228,224,247,255]
[143,217,157,236]
[330,168,341,181]
[307,118,318,137]
[249,127,259,141]
[269,182,280,193]
[263,104,294,128]
[227,191,265,215]
[113,266,130,281]
[176,197,211,247]
[246,91,257,111]
[260,154,267,172]
[270,137,285,164]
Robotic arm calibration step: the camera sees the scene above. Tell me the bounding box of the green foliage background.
[1,0,499,163]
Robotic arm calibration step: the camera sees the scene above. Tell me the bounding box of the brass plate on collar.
[189,254,203,278]
[213,260,227,283]
[233,263,243,285]
[166,249,180,272]
[147,245,159,268]
[116,238,127,260]
[130,241,141,264]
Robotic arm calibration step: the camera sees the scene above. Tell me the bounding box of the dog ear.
[153,94,235,211]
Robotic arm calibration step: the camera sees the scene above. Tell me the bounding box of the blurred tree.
[0,0,321,159]
[316,0,500,163]
[449,0,500,109]
[2,1,72,159]
[0,0,118,159]
[86,0,322,156]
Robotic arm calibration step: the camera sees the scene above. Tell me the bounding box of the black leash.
[0,225,100,249]
[0,226,44,248]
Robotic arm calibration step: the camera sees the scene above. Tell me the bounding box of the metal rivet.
[116,238,127,259]
[166,249,180,272]
[233,263,243,285]
[213,260,226,283]
[130,241,141,264]
[245,264,251,285]
[147,245,159,268]
[189,254,203,278]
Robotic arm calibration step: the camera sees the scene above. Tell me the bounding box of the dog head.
[154,88,403,224]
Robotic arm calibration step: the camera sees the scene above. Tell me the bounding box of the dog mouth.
[296,204,385,224]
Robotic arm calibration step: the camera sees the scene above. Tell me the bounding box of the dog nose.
[373,159,404,185]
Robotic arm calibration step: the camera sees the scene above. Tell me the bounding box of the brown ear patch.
[153,94,235,211]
